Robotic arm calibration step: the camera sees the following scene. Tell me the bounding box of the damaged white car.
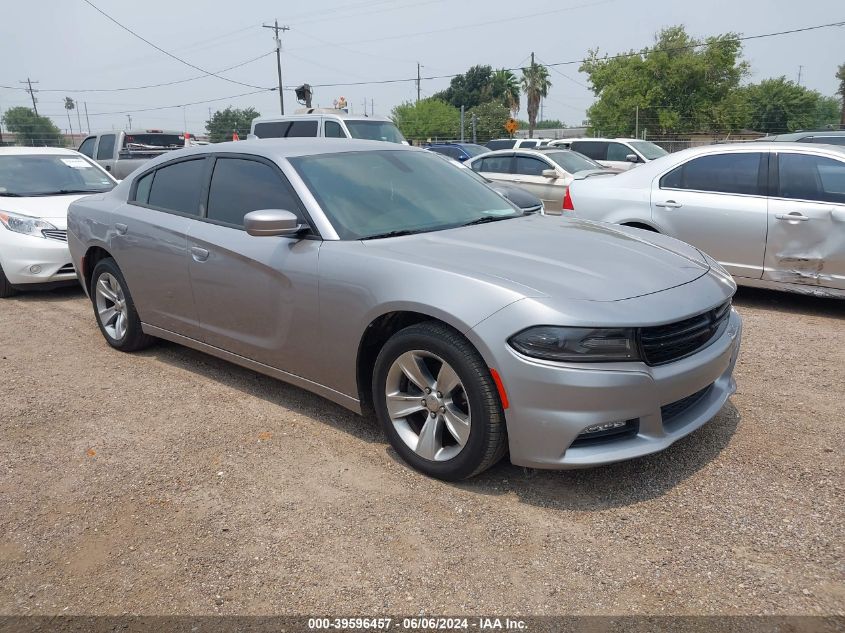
[567,142,845,298]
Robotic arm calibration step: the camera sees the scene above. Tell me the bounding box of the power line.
[79,0,270,90]
[0,51,274,94]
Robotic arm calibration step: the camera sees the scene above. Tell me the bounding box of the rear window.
[122,134,183,150]
[486,140,516,151]
[253,120,318,139]
[570,141,607,161]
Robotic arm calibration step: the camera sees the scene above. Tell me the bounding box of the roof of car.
[469,147,575,159]
[0,146,81,156]
[251,112,393,123]
[127,138,421,169]
[761,130,845,141]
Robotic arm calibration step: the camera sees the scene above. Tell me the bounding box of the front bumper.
[0,228,76,287]
[472,308,742,469]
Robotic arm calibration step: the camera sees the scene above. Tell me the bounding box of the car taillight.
[562,186,574,211]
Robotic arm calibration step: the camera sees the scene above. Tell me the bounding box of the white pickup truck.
[77,130,186,179]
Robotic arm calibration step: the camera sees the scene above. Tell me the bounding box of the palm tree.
[520,62,552,138]
[491,69,520,118]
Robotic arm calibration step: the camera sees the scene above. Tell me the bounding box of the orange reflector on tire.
[490,368,509,409]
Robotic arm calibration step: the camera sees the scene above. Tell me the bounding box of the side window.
[324,120,346,138]
[607,142,632,161]
[486,140,515,151]
[287,121,318,137]
[78,137,96,158]
[519,140,538,148]
[253,121,291,139]
[571,141,607,161]
[514,156,550,176]
[206,158,303,227]
[778,153,845,204]
[96,134,115,160]
[479,156,512,173]
[147,159,206,215]
[133,171,154,204]
[661,153,763,195]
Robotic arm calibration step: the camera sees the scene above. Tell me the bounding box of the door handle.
[654,200,682,209]
[114,223,128,235]
[190,246,210,262]
[512,179,522,183]
[775,213,809,222]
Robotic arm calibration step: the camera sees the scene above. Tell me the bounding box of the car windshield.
[344,120,406,144]
[541,150,603,173]
[291,149,519,240]
[461,144,489,157]
[0,154,115,196]
[628,140,668,160]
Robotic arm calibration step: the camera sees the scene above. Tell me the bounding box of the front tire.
[0,262,18,298]
[372,322,507,480]
[90,258,154,352]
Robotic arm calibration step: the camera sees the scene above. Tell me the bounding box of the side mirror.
[541,169,559,179]
[625,154,639,163]
[244,209,304,237]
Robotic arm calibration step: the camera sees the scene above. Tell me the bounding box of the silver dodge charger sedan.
[67,139,742,480]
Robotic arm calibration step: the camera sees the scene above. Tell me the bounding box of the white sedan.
[0,147,117,297]
[567,142,845,298]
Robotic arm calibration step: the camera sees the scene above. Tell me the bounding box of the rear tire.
[90,258,154,352]
[0,263,18,298]
[372,321,507,481]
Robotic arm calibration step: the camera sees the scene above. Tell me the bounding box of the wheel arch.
[81,245,114,295]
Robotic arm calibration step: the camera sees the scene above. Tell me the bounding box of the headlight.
[0,210,57,238]
[509,326,640,362]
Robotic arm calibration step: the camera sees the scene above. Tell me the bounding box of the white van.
[248,108,407,144]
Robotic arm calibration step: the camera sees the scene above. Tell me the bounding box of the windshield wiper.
[461,215,516,227]
[361,229,428,240]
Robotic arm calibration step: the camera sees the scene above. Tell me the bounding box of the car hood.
[0,193,94,227]
[361,215,710,302]
[489,182,543,209]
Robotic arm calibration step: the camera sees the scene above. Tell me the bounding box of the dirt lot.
[0,286,842,617]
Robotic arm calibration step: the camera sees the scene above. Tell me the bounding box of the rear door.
[605,141,637,171]
[570,141,607,165]
[512,154,564,210]
[650,151,768,279]
[186,154,322,378]
[765,151,845,291]
[471,154,514,186]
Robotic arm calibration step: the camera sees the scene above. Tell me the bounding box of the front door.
[650,151,768,279]
[186,155,322,379]
[765,151,845,291]
[512,154,564,210]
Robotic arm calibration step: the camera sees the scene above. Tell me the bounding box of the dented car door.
[765,151,845,293]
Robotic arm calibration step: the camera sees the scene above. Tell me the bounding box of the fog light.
[29,265,42,274]
[579,420,628,435]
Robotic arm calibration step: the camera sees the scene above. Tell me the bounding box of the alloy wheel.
[94,272,128,341]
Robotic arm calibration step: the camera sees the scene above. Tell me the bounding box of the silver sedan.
[67,139,741,480]
[568,142,845,298]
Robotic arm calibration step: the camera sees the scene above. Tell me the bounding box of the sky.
[1,0,843,136]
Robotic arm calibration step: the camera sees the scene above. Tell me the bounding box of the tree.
[391,99,460,141]
[580,26,747,136]
[1,107,63,146]
[516,118,566,130]
[521,61,551,138]
[205,106,260,143]
[467,101,510,142]
[64,97,75,136]
[837,62,845,126]
[432,65,494,109]
[490,69,520,117]
[739,78,837,134]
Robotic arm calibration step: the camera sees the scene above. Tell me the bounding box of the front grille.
[56,263,76,275]
[661,385,712,424]
[41,229,67,242]
[639,301,731,365]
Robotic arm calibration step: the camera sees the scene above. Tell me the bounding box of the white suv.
[548,138,668,170]
[249,108,407,144]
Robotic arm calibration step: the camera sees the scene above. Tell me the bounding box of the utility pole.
[460,105,465,142]
[263,20,290,115]
[76,106,82,138]
[471,114,477,143]
[84,102,91,134]
[20,78,39,115]
[797,65,803,86]
[126,114,132,130]
[416,62,421,103]
[635,105,639,139]
[371,99,374,116]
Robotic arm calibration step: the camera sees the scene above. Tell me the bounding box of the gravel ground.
[0,286,842,618]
